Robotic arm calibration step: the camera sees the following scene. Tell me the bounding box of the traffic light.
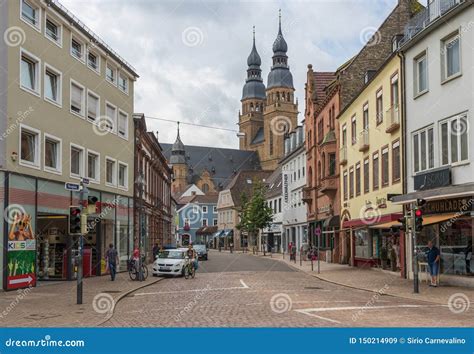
[398,212,411,231]
[416,198,426,207]
[69,206,82,235]
[414,208,423,232]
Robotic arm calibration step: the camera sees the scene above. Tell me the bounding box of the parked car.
[152,249,187,277]
[194,244,208,260]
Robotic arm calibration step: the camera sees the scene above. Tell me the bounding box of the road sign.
[315,227,321,237]
[8,274,35,289]
[65,182,81,191]
[81,177,90,185]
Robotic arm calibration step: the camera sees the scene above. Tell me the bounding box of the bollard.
[311,258,314,271]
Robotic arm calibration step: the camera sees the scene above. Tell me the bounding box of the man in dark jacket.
[426,241,440,287]
[106,243,119,281]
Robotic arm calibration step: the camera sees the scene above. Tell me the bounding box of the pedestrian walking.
[152,243,160,260]
[229,242,234,253]
[105,243,119,281]
[426,240,440,287]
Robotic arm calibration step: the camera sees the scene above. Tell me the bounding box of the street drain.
[304,286,322,290]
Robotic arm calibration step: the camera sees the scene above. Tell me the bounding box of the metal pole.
[300,246,302,266]
[77,180,85,304]
[138,175,144,282]
[317,233,320,274]
[411,204,419,293]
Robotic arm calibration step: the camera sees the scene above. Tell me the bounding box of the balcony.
[302,186,313,204]
[401,0,464,46]
[319,175,338,193]
[339,146,347,165]
[358,130,369,152]
[386,105,400,133]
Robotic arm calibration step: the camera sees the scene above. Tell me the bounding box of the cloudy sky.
[60,0,420,149]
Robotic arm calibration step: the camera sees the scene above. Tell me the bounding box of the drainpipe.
[397,50,408,279]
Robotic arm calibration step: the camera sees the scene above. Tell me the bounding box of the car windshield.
[158,250,184,259]
[194,245,206,251]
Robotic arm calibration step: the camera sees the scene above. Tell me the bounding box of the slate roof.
[251,127,265,145]
[265,167,282,199]
[312,72,336,102]
[226,170,273,207]
[161,143,261,191]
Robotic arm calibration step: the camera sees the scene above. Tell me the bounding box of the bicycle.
[184,257,196,279]
[128,258,148,281]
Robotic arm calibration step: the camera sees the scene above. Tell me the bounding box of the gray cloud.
[60,0,399,148]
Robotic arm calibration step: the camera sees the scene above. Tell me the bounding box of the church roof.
[161,143,261,191]
[250,127,265,145]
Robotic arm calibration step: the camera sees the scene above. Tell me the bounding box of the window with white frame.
[44,135,61,173]
[118,73,128,93]
[20,50,40,95]
[202,206,208,213]
[45,17,61,45]
[21,0,40,29]
[414,51,428,95]
[213,206,217,213]
[87,151,100,182]
[412,126,434,173]
[70,81,85,116]
[118,111,128,138]
[202,219,208,227]
[87,51,100,72]
[106,158,117,185]
[20,125,40,168]
[376,89,383,124]
[118,162,128,189]
[70,145,84,177]
[87,91,99,122]
[213,219,218,226]
[440,114,468,166]
[106,64,116,84]
[105,103,117,132]
[44,65,61,106]
[71,37,84,61]
[442,32,461,81]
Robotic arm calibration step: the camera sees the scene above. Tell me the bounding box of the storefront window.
[355,229,371,258]
[439,218,473,276]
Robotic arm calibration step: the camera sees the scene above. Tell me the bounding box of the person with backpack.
[106,243,119,281]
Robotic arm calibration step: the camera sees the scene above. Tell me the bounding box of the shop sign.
[424,197,474,215]
[414,167,451,191]
[376,197,387,209]
[283,173,289,203]
[318,204,332,214]
[6,213,36,290]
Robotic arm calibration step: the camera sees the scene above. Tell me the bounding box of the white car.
[152,249,187,277]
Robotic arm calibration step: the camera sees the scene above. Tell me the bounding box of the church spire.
[242,26,266,100]
[170,122,186,164]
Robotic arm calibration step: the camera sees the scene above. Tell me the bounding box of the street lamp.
[136,173,146,281]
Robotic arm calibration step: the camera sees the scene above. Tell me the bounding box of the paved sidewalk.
[247,251,474,306]
[0,271,162,327]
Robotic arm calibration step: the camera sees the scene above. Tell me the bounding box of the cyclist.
[186,244,197,272]
[131,246,140,272]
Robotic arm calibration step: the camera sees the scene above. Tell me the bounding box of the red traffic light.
[415,209,423,217]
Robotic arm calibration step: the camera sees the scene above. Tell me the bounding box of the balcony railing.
[358,130,369,152]
[339,146,347,165]
[401,0,464,45]
[386,105,400,133]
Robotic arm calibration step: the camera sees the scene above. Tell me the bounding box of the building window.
[71,37,84,61]
[44,134,61,174]
[202,219,208,227]
[70,81,85,116]
[413,126,434,173]
[44,65,61,106]
[373,152,379,190]
[343,171,348,201]
[328,153,336,176]
[442,32,461,81]
[87,90,100,122]
[342,125,347,146]
[118,111,128,139]
[414,51,428,95]
[279,198,282,213]
[87,51,100,72]
[105,103,117,132]
[70,145,84,177]
[440,113,468,166]
[87,151,100,182]
[391,73,399,109]
[106,64,116,84]
[349,167,354,199]
[106,158,117,186]
[363,158,369,193]
[202,206,208,213]
[269,131,274,155]
[21,0,39,29]
[355,163,361,196]
[213,219,218,226]
[351,115,356,145]
[118,73,128,93]
[381,146,389,187]
[45,17,61,45]
[213,206,217,214]
[118,162,128,189]
[363,104,369,132]
[20,125,40,168]
[376,89,383,124]
[392,140,400,183]
[20,50,40,95]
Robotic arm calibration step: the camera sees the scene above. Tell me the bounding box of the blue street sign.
[65,182,80,191]
[82,177,90,185]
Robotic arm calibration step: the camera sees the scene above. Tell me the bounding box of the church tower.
[170,123,188,194]
[262,10,298,170]
[239,27,266,151]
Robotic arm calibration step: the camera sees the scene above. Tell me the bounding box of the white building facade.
[281,126,308,253]
[394,0,474,286]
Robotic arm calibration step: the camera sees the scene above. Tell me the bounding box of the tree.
[236,180,273,249]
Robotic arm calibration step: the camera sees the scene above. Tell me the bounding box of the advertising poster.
[6,213,36,290]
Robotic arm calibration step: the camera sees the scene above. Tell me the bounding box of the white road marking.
[134,279,250,296]
[295,311,342,324]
